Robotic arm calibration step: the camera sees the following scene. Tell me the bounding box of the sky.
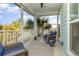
[0,3,59,25]
[42,15,60,24]
[0,3,20,24]
[0,3,34,25]
[48,16,57,24]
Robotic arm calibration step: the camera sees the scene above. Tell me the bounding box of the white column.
[34,16,37,38]
[56,15,59,41]
[67,3,73,55]
[20,6,23,26]
[20,6,24,42]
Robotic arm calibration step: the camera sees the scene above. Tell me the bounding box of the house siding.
[60,4,69,55]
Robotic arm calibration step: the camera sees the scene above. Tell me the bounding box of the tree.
[0,25,2,30]
[43,24,51,29]
[37,17,48,28]
[37,17,51,37]
[24,19,34,29]
[12,20,21,29]
[37,17,51,29]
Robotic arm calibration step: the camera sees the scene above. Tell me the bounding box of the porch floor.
[27,37,65,56]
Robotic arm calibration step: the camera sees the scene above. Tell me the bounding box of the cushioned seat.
[3,42,25,56]
[0,43,4,56]
[44,32,56,44]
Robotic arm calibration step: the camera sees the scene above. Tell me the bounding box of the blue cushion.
[50,32,56,36]
[0,43,4,56]
[3,43,24,55]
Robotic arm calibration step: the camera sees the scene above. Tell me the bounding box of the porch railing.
[23,29,34,44]
[0,30,21,46]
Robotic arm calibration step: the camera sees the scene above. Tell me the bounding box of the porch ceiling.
[20,3,62,16]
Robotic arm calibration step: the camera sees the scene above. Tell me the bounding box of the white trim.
[20,6,24,45]
[69,3,79,56]
[67,3,75,56]
[34,16,38,37]
[67,3,70,55]
[59,11,62,43]
[0,30,21,32]
[70,19,79,24]
[20,6,24,26]
[16,3,35,16]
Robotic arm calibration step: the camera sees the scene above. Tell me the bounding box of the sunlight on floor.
[27,38,64,56]
[53,41,65,56]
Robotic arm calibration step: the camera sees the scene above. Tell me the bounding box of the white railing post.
[16,31,17,43]
[12,31,14,44]
[10,31,11,45]
[3,30,5,46]
[0,30,21,46]
[6,30,8,45]
[13,31,15,44]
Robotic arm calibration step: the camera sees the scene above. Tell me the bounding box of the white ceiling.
[21,3,62,16]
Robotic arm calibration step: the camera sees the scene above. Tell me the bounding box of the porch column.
[20,6,24,26]
[20,6,24,42]
[57,15,59,41]
[34,16,37,40]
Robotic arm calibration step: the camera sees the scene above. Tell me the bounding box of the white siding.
[60,4,68,55]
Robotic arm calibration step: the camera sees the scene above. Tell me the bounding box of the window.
[70,3,78,21]
[70,3,79,55]
[70,22,79,55]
